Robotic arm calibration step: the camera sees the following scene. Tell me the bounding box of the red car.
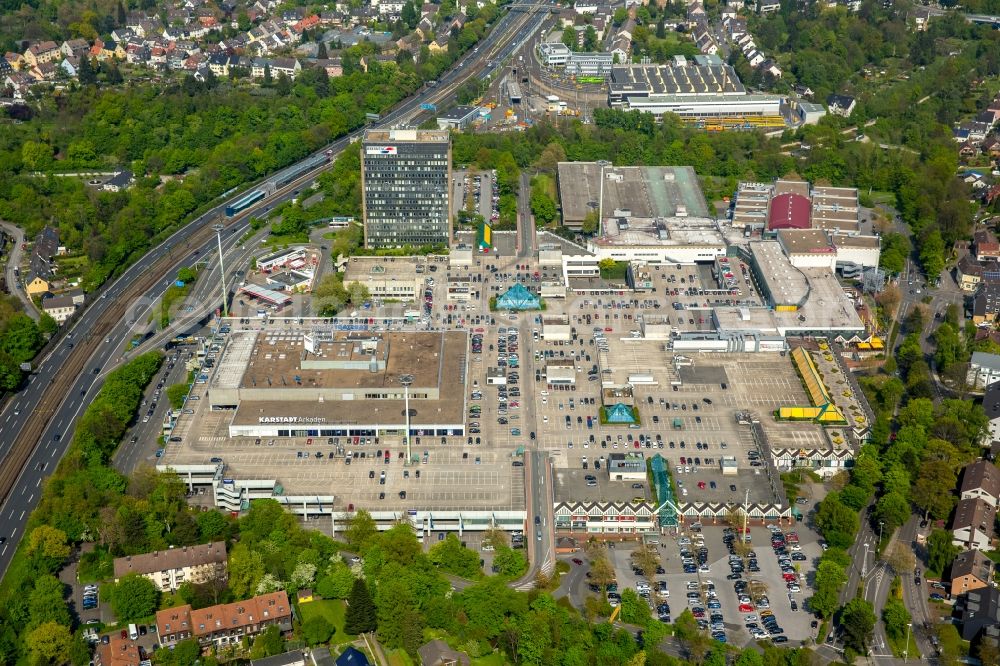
[306,438,313,445]
[782,573,797,582]
[739,604,754,613]
[697,481,706,489]
[604,327,612,332]
[572,558,584,565]
[634,441,640,448]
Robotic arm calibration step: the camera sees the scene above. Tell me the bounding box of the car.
[210,457,222,463]
[929,593,945,601]
[572,558,583,565]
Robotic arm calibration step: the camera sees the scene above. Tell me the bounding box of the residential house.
[207,53,239,77]
[60,39,90,59]
[961,460,1000,508]
[693,26,717,55]
[103,170,135,193]
[0,58,10,77]
[760,59,782,78]
[5,52,25,71]
[90,39,125,61]
[982,137,1000,159]
[95,634,142,666]
[746,50,764,67]
[292,14,321,35]
[30,62,57,81]
[983,384,1000,445]
[827,93,856,117]
[950,497,997,551]
[250,57,301,79]
[24,275,50,298]
[155,591,292,648]
[23,41,60,67]
[250,650,306,666]
[417,640,471,666]
[975,230,1000,262]
[41,294,77,323]
[912,6,932,31]
[125,44,151,65]
[60,57,79,78]
[687,1,706,21]
[758,0,781,13]
[30,226,60,282]
[973,283,1000,327]
[959,586,1000,648]
[949,549,995,598]
[114,541,227,592]
[956,255,1000,292]
[66,287,85,306]
[310,58,343,77]
[430,33,450,53]
[969,351,1000,389]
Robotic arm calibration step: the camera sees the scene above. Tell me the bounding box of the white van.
[128,624,138,640]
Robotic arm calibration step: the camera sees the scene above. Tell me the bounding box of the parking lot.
[592,522,823,647]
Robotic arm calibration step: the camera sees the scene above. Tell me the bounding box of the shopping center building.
[208,328,468,439]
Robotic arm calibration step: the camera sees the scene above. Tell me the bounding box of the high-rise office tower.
[361,129,452,248]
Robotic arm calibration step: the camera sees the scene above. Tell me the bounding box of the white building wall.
[835,245,881,269]
[787,252,837,270]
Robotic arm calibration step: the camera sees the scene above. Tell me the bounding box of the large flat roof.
[557,161,603,223]
[595,217,726,248]
[609,62,745,97]
[363,129,449,144]
[750,241,809,307]
[239,330,464,391]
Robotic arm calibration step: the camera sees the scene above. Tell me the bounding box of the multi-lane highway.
[0,1,552,581]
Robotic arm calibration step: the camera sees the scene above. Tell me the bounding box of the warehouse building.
[362,129,452,248]
[607,59,784,126]
[208,329,467,438]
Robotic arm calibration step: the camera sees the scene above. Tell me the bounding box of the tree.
[38,313,58,337]
[344,578,377,634]
[534,142,566,172]
[263,63,273,85]
[874,491,910,533]
[589,556,616,591]
[316,560,356,599]
[814,493,859,549]
[632,545,660,587]
[583,25,598,51]
[619,588,652,626]
[116,0,126,26]
[302,615,335,646]
[561,26,577,49]
[111,573,159,622]
[78,55,96,85]
[491,545,527,577]
[346,281,370,305]
[197,510,229,541]
[313,274,349,316]
[229,543,265,599]
[911,462,957,520]
[345,510,378,552]
[25,622,73,665]
[809,559,846,619]
[881,597,911,640]
[885,541,915,575]
[582,210,600,235]
[28,575,71,630]
[840,597,876,654]
[429,534,481,578]
[530,188,557,226]
[25,525,70,572]
[249,625,284,660]
[926,529,959,575]
[674,608,711,663]
[317,41,328,59]
[734,648,764,666]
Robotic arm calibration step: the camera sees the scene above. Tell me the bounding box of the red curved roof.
[767,193,811,230]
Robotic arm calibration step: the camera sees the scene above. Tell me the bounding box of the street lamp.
[212,224,229,318]
[878,520,885,547]
[400,374,414,465]
[862,543,869,578]
[903,623,912,662]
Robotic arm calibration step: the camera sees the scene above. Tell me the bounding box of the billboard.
[365,146,397,156]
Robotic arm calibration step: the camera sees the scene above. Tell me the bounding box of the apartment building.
[113,542,228,592]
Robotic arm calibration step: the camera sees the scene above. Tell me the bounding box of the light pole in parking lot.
[903,622,912,662]
[212,224,228,318]
[401,374,414,464]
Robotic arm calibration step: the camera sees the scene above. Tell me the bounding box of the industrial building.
[730,179,862,236]
[208,329,467,439]
[361,129,452,248]
[435,105,480,131]
[607,58,784,128]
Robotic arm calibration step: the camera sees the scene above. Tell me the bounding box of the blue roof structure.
[605,403,636,424]
[335,647,371,666]
[496,283,540,310]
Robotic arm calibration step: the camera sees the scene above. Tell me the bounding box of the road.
[0,0,553,583]
[0,221,37,320]
[898,516,938,662]
[517,171,535,258]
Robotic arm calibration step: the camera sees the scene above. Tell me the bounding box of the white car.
[789,544,802,551]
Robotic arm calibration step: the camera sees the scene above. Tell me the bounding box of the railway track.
[0,0,548,510]
[0,161,327,508]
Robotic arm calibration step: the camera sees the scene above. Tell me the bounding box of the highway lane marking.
[1,545,5,556]
[51,448,58,458]
[18,511,24,520]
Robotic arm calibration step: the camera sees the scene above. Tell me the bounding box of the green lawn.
[386,649,414,666]
[471,654,506,666]
[298,599,353,645]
